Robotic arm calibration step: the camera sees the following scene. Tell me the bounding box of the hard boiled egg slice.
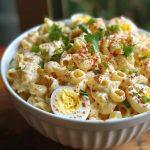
[50,86,90,120]
[108,16,138,33]
[71,13,91,26]
[126,84,150,113]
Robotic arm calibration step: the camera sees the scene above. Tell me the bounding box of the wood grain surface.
[0,48,150,150]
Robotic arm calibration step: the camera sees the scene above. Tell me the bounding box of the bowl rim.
[1,24,150,125]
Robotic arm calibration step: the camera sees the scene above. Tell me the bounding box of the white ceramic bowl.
[1,26,150,150]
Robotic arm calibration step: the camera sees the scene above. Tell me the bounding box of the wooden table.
[0,48,150,150]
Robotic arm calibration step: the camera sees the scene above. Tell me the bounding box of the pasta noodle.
[7,14,150,121]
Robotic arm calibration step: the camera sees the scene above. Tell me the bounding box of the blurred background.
[0,0,150,46]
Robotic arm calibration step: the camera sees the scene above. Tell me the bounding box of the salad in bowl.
[1,14,150,149]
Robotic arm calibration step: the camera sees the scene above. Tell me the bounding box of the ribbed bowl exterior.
[12,98,150,150]
[1,25,150,150]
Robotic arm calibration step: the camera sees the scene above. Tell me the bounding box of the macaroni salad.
[7,14,150,120]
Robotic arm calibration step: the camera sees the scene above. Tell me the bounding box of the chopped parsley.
[41,49,47,56]
[31,45,40,53]
[141,96,150,103]
[79,24,89,34]
[39,61,44,69]
[140,55,148,60]
[50,52,63,62]
[66,66,72,70]
[128,70,138,76]
[123,99,131,108]
[128,70,133,74]
[62,35,69,46]
[102,61,109,69]
[64,43,73,51]
[47,24,62,42]
[87,18,96,25]
[133,92,139,96]
[120,68,126,72]
[105,24,120,35]
[16,66,21,70]
[122,42,134,57]
[84,31,103,53]
[80,90,88,96]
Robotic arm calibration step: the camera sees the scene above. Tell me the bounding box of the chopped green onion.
[47,24,62,42]
[16,66,21,70]
[50,52,63,62]
[122,42,134,57]
[65,43,73,51]
[80,89,88,96]
[66,66,72,70]
[79,24,89,33]
[31,45,40,53]
[88,18,96,25]
[39,61,44,69]
[140,55,148,60]
[123,99,131,108]
[105,24,120,35]
[102,61,109,69]
[84,31,103,53]
[120,68,126,72]
[133,92,139,96]
[141,96,150,103]
[128,70,138,75]
[62,35,69,46]
[128,70,133,74]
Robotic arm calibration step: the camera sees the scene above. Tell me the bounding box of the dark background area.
[0,0,150,46]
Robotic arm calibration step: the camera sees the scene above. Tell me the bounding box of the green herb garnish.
[47,24,62,42]
[123,99,131,108]
[120,68,126,72]
[141,96,150,103]
[39,61,44,69]
[128,70,133,74]
[122,42,134,57]
[140,55,148,60]
[102,61,109,69]
[84,31,103,53]
[62,35,69,46]
[50,52,63,62]
[133,92,139,96]
[41,49,46,56]
[66,66,72,70]
[128,70,138,75]
[88,18,96,25]
[31,45,40,53]
[65,43,73,51]
[16,66,21,70]
[80,90,88,96]
[79,24,89,33]
[105,25,120,35]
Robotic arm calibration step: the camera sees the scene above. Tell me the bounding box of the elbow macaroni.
[7,14,150,121]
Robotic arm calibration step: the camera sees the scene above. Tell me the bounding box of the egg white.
[50,86,91,120]
[126,84,150,113]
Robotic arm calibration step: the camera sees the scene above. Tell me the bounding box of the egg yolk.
[120,23,131,32]
[144,93,150,99]
[54,89,80,114]
[143,88,150,99]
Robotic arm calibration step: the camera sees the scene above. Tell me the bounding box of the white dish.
[1,25,150,149]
